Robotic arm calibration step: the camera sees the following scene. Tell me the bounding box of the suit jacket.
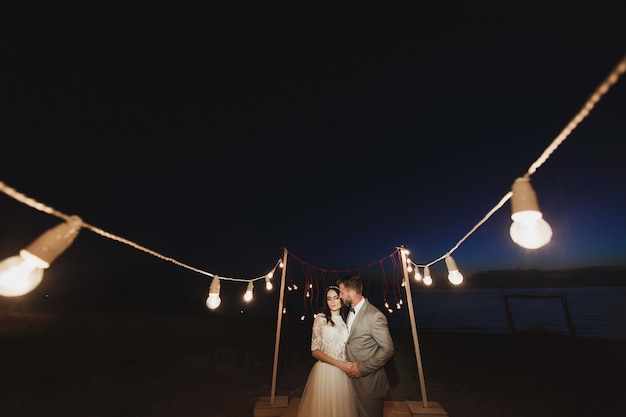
[346,298,395,399]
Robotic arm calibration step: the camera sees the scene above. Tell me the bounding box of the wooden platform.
[262,397,448,417]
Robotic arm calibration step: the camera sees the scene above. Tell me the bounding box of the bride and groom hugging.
[296,274,395,417]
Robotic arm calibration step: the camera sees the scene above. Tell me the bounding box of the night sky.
[2,3,625,308]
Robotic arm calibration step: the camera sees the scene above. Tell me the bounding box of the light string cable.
[417,53,626,270]
[0,181,279,285]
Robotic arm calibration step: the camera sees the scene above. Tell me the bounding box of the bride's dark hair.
[320,286,349,326]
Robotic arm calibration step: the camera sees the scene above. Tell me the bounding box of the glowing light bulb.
[510,177,553,249]
[445,254,464,285]
[423,266,432,285]
[0,251,46,297]
[510,213,553,249]
[206,276,221,309]
[265,274,273,290]
[243,281,254,302]
[0,216,82,297]
[414,267,422,281]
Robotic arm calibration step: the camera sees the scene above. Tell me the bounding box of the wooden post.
[399,246,429,407]
[503,295,517,334]
[270,248,288,402]
[560,295,577,337]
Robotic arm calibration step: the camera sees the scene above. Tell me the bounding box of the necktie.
[350,307,355,314]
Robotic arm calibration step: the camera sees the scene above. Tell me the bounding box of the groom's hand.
[346,362,361,378]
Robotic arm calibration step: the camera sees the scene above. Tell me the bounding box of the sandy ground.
[1,311,624,417]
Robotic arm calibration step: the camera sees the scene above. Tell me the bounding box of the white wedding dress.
[296,313,358,417]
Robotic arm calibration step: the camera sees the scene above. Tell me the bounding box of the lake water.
[376,286,626,341]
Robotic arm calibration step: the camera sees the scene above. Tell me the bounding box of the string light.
[265,273,274,290]
[0,216,82,297]
[445,254,464,285]
[414,267,422,281]
[509,177,553,249]
[244,281,254,302]
[206,276,221,309]
[423,266,433,286]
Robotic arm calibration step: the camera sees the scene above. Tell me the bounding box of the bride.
[296,285,358,417]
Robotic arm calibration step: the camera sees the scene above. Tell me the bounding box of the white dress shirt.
[347,297,365,331]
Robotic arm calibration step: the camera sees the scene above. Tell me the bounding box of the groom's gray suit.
[346,298,394,417]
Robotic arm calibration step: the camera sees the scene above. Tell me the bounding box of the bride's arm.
[309,315,351,372]
[312,349,352,373]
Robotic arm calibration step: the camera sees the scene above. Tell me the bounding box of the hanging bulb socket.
[511,177,541,218]
[510,177,553,249]
[206,275,221,309]
[445,253,464,285]
[23,216,83,266]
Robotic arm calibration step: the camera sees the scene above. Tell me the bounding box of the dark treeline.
[458,265,626,289]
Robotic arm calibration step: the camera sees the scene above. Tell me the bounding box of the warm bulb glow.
[0,217,81,297]
[445,254,464,285]
[207,276,221,309]
[206,294,221,309]
[510,177,553,249]
[0,252,47,297]
[422,266,433,285]
[448,270,463,285]
[243,281,254,302]
[414,268,422,281]
[510,212,553,249]
[265,275,273,290]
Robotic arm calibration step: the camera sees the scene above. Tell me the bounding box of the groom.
[338,274,395,417]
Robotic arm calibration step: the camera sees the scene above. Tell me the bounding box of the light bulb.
[510,177,553,249]
[243,281,254,302]
[414,267,422,281]
[0,251,47,297]
[265,275,273,290]
[423,265,432,283]
[445,254,464,285]
[0,216,82,297]
[206,294,221,309]
[206,276,221,310]
[510,213,553,249]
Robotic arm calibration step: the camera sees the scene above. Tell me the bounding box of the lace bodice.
[310,313,349,361]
